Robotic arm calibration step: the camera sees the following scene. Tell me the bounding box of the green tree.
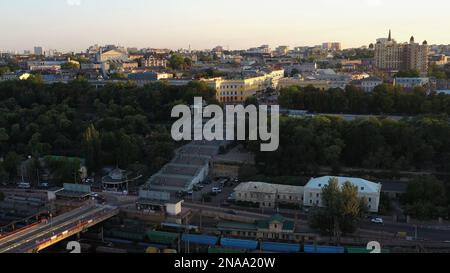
[61,62,80,70]
[309,178,367,242]
[169,54,191,70]
[83,124,102,172]
[395,70,420,78]
[403,176,448,220]
[0,66,10,76]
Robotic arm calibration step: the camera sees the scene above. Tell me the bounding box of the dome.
[423,40,428,45]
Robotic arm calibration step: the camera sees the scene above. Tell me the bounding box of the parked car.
[17,182,31,189]
[227,193,236,201]
[212,187,222,194]
[371,218,384,225]
[38,182,49,188]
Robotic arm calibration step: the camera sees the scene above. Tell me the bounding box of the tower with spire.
[388,29,392,41]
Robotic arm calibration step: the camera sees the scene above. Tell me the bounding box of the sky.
[1,0,449,52]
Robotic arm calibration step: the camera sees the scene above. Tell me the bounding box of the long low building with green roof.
[217,214,302,242]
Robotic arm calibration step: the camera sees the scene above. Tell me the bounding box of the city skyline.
[1,0,450,52]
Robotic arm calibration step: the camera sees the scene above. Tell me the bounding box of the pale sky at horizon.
[1,0,449,52]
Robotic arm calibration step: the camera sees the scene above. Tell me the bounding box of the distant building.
[360,76,383,92]
[284,63,317,74]
[322,42,342,51]
[128,71,173,86]
[429,54,450,66]
[374,30,429,74]
[26,60,65,71]
[205,69,284,103]
[304,176,381,213]
[96,49,128,62]
[34,46,43,56]
[141,56,167,68]
[394,77,430,89]
[274,46,290,56]
[234,182,303,209]
[80,62,110,71]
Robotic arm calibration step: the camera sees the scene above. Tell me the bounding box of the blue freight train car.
[304,245,345,253]
[182,234,219,246]
[220,237,259,250]
[261,242,301,253]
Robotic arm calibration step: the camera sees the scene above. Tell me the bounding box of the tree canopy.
[279,84,450,116]
[309,178,367,240]
[0,79,217,184]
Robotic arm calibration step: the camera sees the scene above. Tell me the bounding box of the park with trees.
[279,84,450,116]
[0,78,217,186]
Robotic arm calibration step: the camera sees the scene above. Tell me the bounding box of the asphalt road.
[0,205,115,253]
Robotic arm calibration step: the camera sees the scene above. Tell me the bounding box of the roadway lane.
[359,221,450,242]
[0,205,116,253]
[0,205,95,245]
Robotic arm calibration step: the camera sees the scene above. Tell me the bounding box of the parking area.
[182,177,239,206]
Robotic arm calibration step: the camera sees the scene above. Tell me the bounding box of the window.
[361,187,365,191]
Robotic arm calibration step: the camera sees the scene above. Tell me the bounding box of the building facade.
[205,69,284,103]
[303,176,382,213]
[234,176,382,212]
[233,182,303,209]
[375,31,429,75]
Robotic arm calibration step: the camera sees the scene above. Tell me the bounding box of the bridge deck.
[0,205,119,253]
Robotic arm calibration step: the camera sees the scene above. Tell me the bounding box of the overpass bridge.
[0,204,119,253]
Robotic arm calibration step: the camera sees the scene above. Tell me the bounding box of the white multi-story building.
[394,77,430,89]
[361,76,383,92]
[303,176,382,213]
[233,176,382,212]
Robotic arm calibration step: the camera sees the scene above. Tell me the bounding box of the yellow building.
[205,70,284,103]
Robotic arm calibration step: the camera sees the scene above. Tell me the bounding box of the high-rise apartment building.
[34,46,43,56]
[322,42,342,51]
[374,30,429,74]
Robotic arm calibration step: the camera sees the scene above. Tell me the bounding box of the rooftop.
[234,182,303,195]
[306,176,381,194]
